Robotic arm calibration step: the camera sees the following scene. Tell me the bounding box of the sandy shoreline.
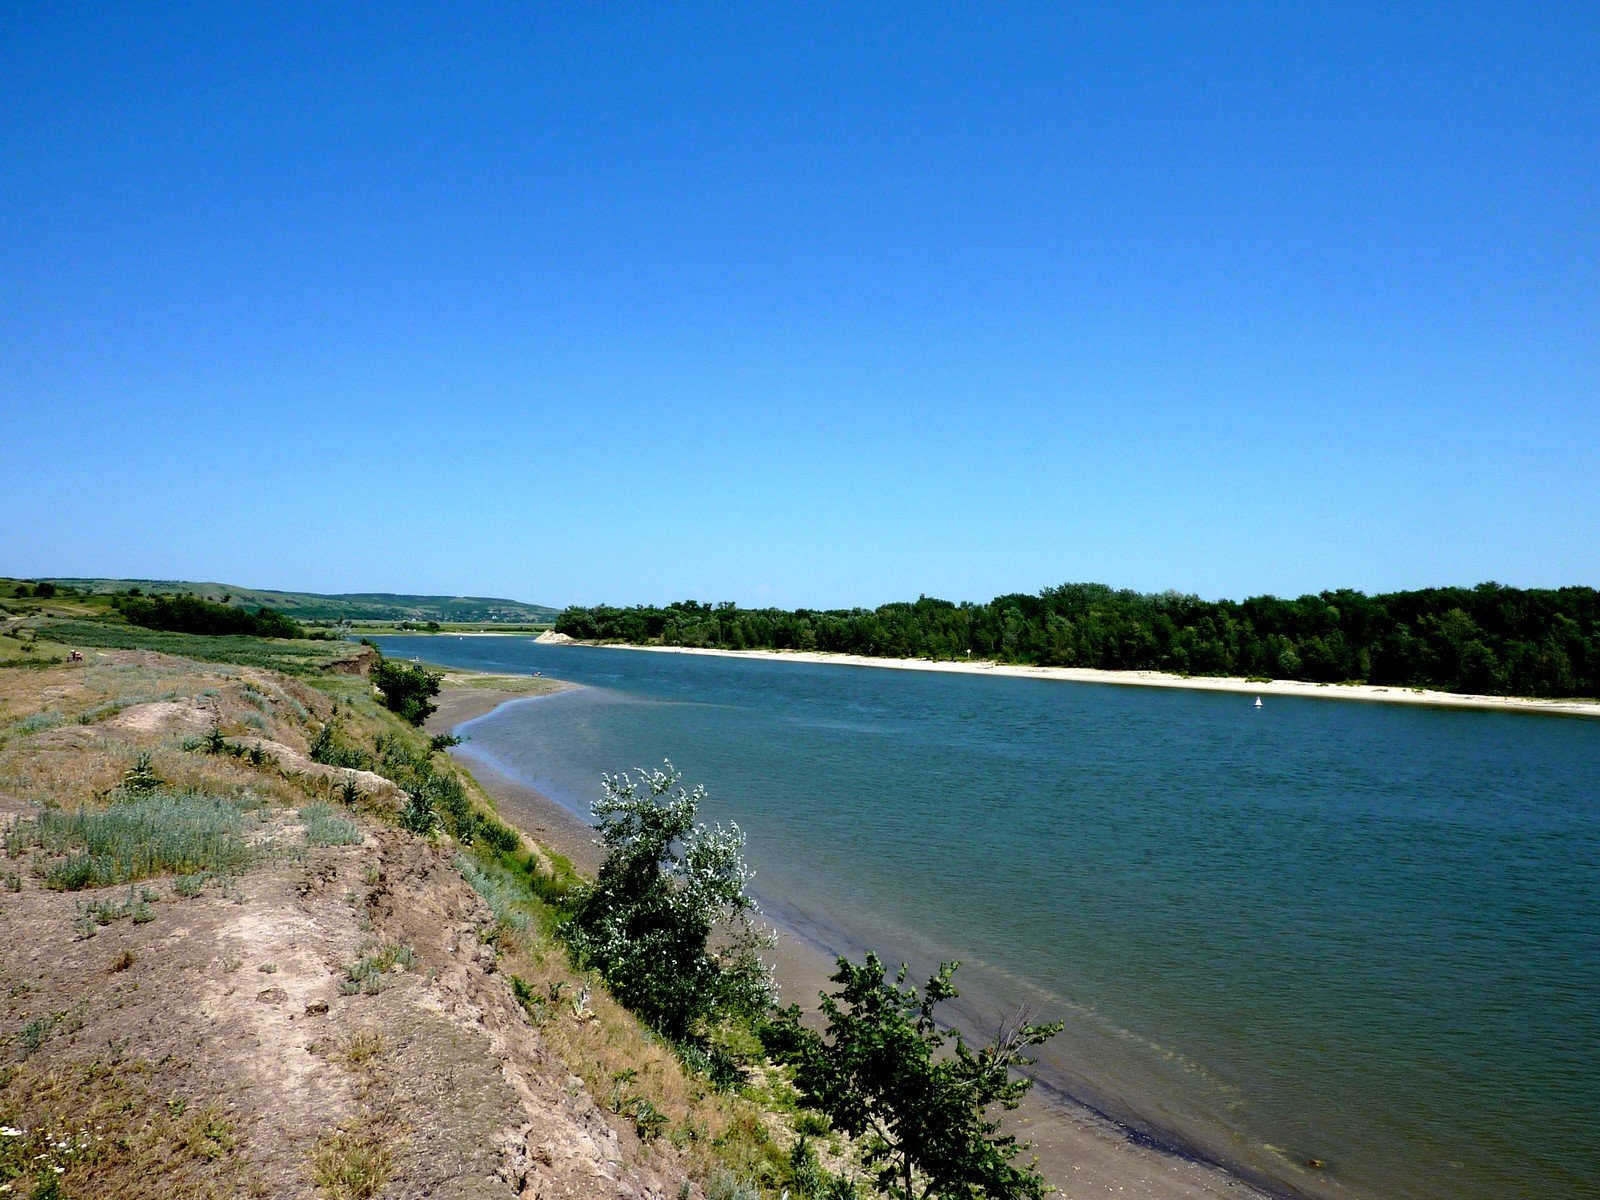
[433,681,1290,1200]
[538,635,1600,719]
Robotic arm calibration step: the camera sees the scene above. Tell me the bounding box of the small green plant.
[341,941,416,995]
[310,722,374,771]
[789,1136,830,1199]
[398,790,437,836]
[2,871,20,893]
[632,1099,668,1141]
[428,733,461,752]
[122,752,160,794]
[77,886,155,926]
[172,871,210,897]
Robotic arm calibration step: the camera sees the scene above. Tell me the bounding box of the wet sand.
[436,682,1287,1200]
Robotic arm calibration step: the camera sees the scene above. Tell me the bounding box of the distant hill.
[41,579,559,624]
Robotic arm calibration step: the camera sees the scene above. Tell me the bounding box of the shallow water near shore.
[378,636,1600,1200]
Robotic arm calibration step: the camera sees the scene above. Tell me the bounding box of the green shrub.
[564,762,773,1042]
[398,790,437,835]
[310,722,373,771]
[370,658,441,726]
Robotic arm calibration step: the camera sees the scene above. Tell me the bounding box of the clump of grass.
[12,1002,87,1060]
[455,853,531,936]
[311,1122,395,1200]
[340,1027,387,1066]
[341,942,416,995]
[6,790,255,892]
[302,803,363,847]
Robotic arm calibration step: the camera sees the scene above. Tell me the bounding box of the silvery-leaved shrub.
[564,761,773,1042]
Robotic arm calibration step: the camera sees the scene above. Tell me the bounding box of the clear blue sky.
[3,3,1595,609]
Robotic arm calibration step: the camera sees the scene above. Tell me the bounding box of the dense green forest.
[556,583,1600,698]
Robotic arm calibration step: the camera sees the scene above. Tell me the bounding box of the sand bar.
[432,678,1300,1200]
[534,634,1600,719]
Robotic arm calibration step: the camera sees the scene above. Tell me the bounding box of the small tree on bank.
[564,762,773,1042]
[774,954,1062,1200]
[371,658,442,726]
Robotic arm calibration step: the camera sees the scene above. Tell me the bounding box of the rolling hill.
[39,579,559,623]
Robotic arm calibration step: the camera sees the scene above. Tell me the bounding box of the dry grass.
[310,1116,400,1200]
[0,1055,260,1199]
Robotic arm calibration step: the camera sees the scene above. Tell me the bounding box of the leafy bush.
[563,762,773,1042]
[398,790,437,835]
[773,954,1062,1200]
[370,658,441,725]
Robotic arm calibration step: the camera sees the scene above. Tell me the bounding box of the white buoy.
[1254,696,1263,708]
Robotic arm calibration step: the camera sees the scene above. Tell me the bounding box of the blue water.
[379,637,1600,1200]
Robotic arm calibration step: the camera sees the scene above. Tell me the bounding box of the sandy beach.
[535,634,1600,720]
[432,680,1289,1200]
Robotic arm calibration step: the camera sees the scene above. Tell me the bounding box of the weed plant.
[310,722,373,771]
[341,941,416,995]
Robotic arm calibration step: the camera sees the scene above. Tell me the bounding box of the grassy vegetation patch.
[13,710,65,736]
[5,790,257,891]
[454,853,532,936]
[302,804,363,847]
[0,1054,252,1198]
[35,619,355,675]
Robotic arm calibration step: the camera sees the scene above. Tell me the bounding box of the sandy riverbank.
[537,634,1600,719]
[433,680,1288,1200]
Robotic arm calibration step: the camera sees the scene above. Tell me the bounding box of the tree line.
[556,582,1600,698]
[116,592,306,640]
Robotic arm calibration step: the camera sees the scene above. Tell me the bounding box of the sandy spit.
[435,680,1287,1200]
[536,635,1600,719]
